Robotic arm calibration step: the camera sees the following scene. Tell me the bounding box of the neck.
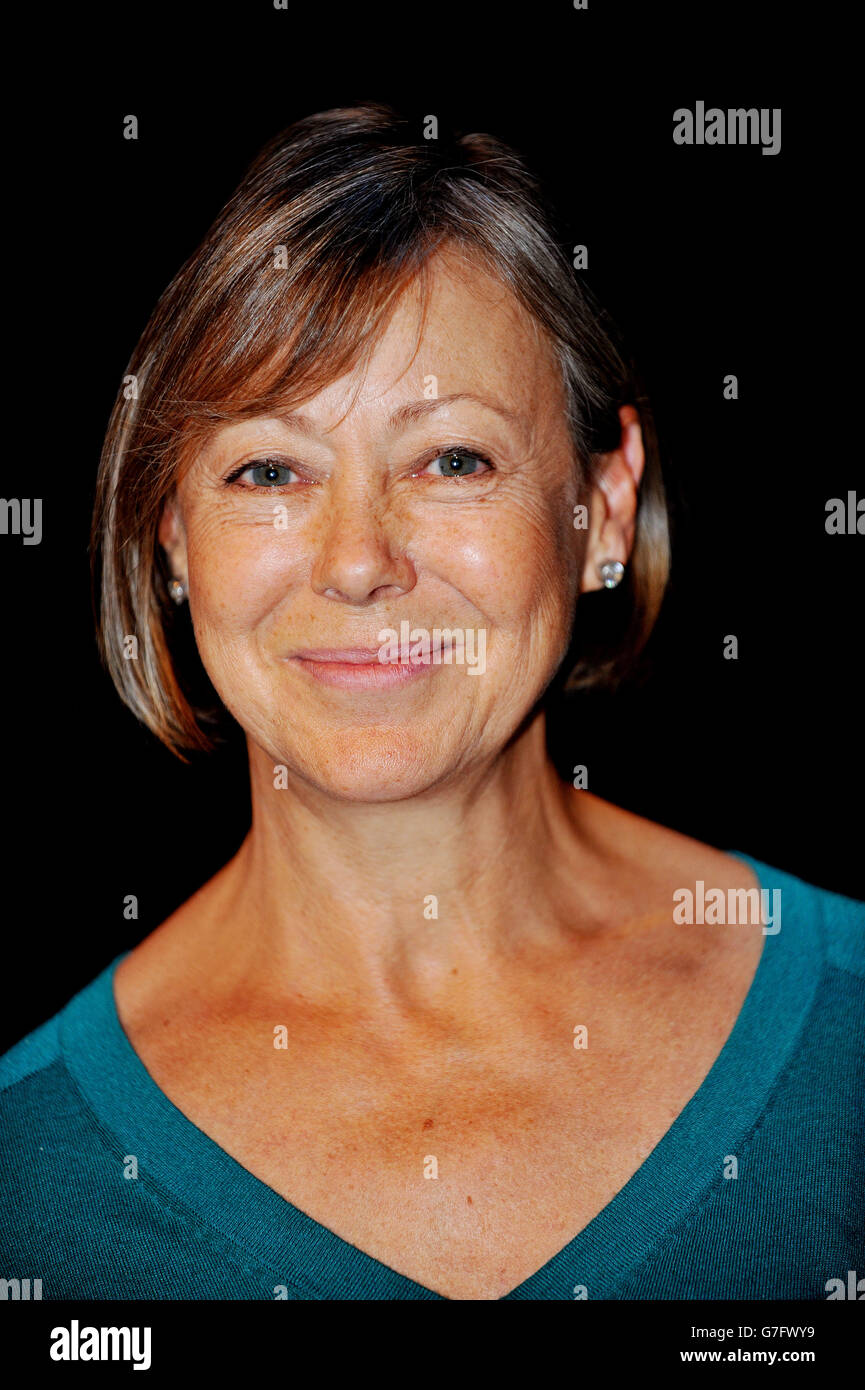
[208,712,595,1009]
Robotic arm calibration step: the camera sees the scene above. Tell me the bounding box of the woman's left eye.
[422,448,491,479]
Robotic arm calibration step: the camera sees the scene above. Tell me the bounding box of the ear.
[158,493,189,584]
[580,405,645,593]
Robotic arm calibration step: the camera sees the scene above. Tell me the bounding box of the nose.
[309,473,417,606]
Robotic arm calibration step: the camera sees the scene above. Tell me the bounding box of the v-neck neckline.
[59,852,818,1300]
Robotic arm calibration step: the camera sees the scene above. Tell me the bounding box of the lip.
[292,648,391,663]
[289,646,443,689]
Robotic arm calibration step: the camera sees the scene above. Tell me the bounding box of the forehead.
[289,248,563,429]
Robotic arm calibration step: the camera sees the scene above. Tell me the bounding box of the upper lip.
[291,647,389,664]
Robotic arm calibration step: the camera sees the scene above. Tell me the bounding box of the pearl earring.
[598,560,625,589]
[168,578,188,605]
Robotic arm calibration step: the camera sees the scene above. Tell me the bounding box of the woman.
[1,103,862,1302]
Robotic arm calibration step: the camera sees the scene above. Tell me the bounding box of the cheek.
[185,519,302,639]
[429,493,577,637]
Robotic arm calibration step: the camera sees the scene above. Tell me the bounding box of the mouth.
[288,646,443,689]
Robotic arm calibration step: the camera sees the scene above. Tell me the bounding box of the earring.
[168,578,188,605]
[598,559,625,589]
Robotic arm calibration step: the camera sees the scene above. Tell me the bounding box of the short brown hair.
[91,101,670,758]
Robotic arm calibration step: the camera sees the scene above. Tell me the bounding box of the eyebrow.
[273,392,526,438]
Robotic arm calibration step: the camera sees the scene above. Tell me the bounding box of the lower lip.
[291,657,440,689]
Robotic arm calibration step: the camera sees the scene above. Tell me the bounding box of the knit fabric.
[2,852,863,1300]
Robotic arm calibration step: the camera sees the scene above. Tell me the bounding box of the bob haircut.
[91,101,670,759]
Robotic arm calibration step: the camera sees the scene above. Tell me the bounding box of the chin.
[287,726,454,803]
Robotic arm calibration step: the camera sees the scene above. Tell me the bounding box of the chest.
[130,991,742,1299]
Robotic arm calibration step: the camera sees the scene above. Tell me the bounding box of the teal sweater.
[1,854,863,1300]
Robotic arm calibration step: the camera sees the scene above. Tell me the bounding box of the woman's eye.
[242,460,297,487]
[424,449,490,479]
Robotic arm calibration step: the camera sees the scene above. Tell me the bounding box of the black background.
[2,2,859,1052]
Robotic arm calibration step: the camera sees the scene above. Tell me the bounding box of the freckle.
[422,1118,434,1130]
[451,968,458,975]
[466,1195,473,1205]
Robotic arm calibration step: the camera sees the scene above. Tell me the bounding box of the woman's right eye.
[238,460,297,488]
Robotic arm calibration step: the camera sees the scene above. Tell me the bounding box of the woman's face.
[161,249,588,800]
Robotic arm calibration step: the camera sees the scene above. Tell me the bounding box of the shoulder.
[0,1016,85,1209]
[0,959,125,1190]
[0,958,122,1110]
[0,1012,62,1097]
[719,850,865,977]
[571,790,864,966]
[802,875,865,979]
[0,959,140,1287]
